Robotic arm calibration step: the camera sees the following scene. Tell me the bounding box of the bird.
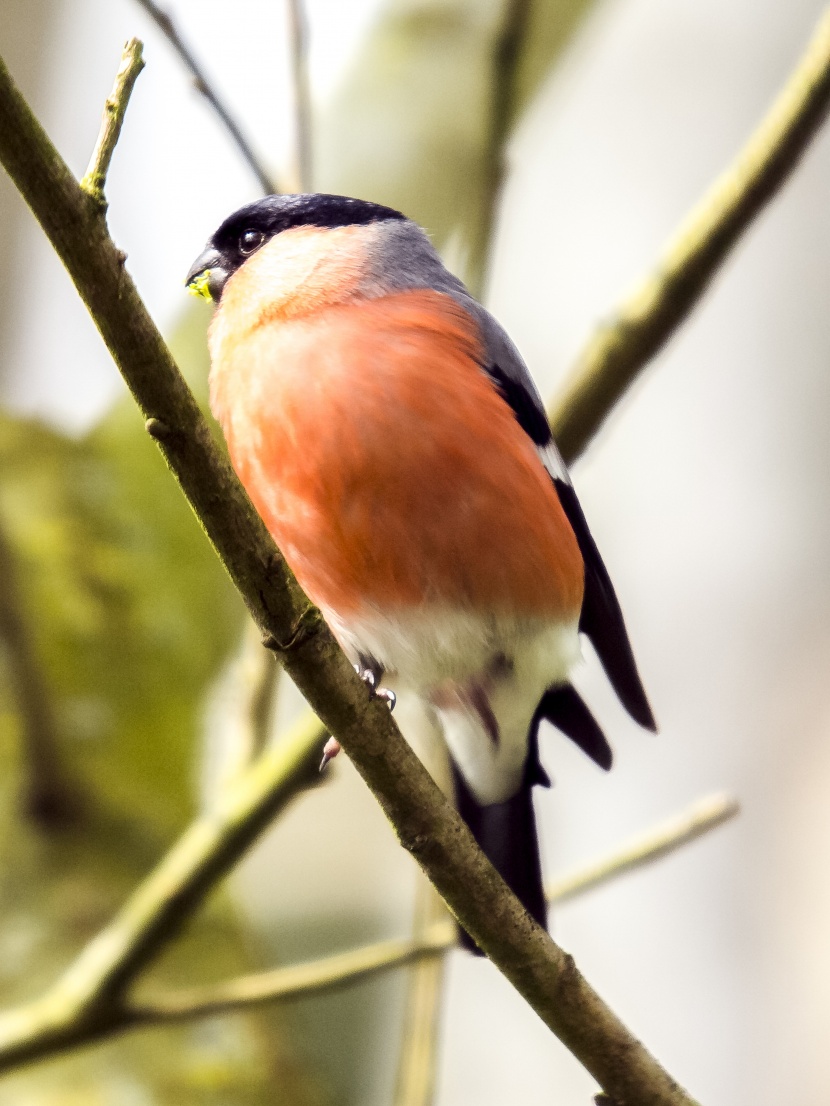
[186,193,656,952]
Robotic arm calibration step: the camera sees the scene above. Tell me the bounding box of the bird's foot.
[355,664,396,712]
[318,665,396,773]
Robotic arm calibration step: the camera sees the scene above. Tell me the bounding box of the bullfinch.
[186,193,656,952]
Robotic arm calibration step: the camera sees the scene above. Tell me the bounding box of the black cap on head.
[186,193,407,301]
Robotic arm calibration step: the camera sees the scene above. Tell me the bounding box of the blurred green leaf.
[0,407,238,829]
[0,305,324,1102]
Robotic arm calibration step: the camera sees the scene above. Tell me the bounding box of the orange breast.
[210,289,584,620]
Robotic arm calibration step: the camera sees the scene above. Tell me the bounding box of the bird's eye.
[239,229,264,256]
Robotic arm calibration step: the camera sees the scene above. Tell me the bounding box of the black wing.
[473,310,655,734]
[552,479,656,731]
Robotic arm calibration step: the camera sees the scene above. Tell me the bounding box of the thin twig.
[0,2,823,1079]
[467,0,532,298]
[0,46,699,1105]
[80,38,144,206]
[393,724,454,1106]
[0,791,736,1059]
[285,0,312,192]
[0,710,324,1070]
[134,791,738,1025]
[217,621,283,788]
[393,881,449,1106]
[131,923,455,1026]
[545,793,739,904]
[80,791,739,1040]
[550,6,830,462]
[133,0,278,195]
[0,509,80,826]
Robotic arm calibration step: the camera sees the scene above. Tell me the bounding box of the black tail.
[452,763,547,955]
[534,684,613,770]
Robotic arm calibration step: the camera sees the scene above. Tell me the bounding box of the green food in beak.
[187,270,214,301]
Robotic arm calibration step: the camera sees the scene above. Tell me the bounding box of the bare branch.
[285,0,313,192]
[393,881,449,1106]
[0,45,699,1104]
[551,7,830,461]
[0,711,324,1070]
[133,0,278,195]
[80,38,144,206]
[100,792,741,1039]
[545,793,740,905]
[134,792,738,1025]
[392,727,454,1106]
[218,622,284,786]
[0,781,734,1067]
[467,0,532,298]
[131,923,455,1026]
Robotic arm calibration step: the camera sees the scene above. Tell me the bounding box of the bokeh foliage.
[0,315,326,1103]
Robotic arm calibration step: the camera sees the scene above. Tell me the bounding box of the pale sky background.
[2,1,830,1104]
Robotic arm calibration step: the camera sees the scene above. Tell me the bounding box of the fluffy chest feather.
[209,289,583,638]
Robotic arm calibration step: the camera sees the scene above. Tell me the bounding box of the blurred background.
[1,0,829,1103]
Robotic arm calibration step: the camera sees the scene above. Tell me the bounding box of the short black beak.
[185,247,229,302]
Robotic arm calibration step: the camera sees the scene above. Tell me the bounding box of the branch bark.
[550,6,830,461]
[0,42,699,1105]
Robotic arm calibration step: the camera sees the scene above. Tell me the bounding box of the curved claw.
[354,662,395,710]
[319,736,341,773]
[358,667,376,690]
[376,687,396,712]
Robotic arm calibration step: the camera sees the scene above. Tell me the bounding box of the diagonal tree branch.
[0,710,324,1071]
[0,791,739,1057]
[241,0,830,988]
[0,41,699,1105]
[136,791,737,1025]
[134,0,279,194]
[550,6,830,462]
